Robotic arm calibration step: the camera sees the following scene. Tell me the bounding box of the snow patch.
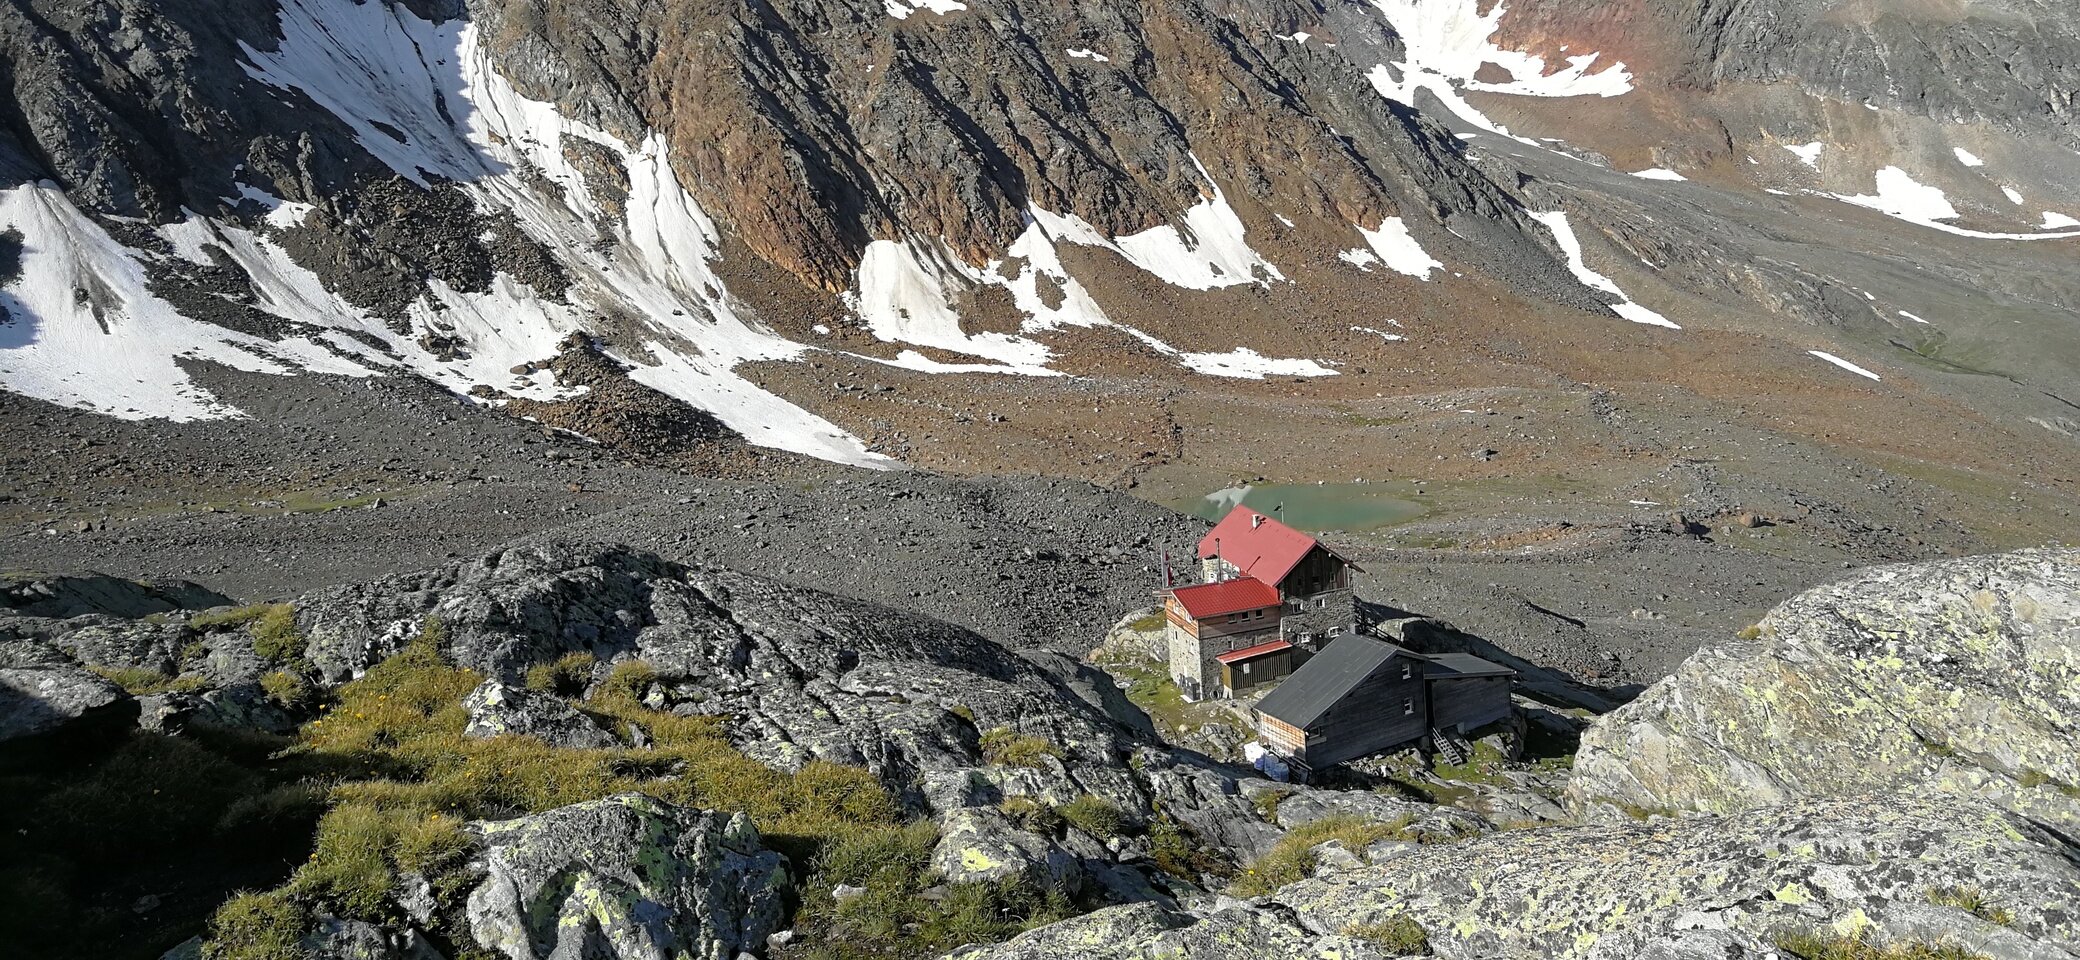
[883,0,965,19]
[1177,348,1337,379]
[1808,350,1880,381]
[846,239,1058,374]
[2002,186,2026,205]
[1108,159,1285,290]
[1785,142,1824,168]
[1838,167,1959,223]
[229,183,317,229]
[1028,159,1283,291]
[2042,212,2080,229]
[0,183,378,421]
[1816,168,2080,240]
[843,209,1326,381]
[1355,218,1442,279]
[1352,325,1407,342]
[1529,210,1679,330]
[1631,168,1687,182]
[1364,0,1631,140]
[1064,48,1110,62]
[1898,310,1930,325]
[1953,148,1985,168]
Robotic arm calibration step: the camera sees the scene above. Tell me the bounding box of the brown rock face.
[460,0,1560,293]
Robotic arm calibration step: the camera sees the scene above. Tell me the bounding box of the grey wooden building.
[1253,636,1513,774]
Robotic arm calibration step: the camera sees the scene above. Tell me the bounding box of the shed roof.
[1196,507,1324,588]
[1168,577,1280,620]
[1421,652,1515,679]
[1253,635,1404,729]
[1215,638,1293,665]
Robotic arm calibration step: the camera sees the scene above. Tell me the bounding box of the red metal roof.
[1168,576,1281,619]
[1216,638,1293,664]
[1196,506,1323,588]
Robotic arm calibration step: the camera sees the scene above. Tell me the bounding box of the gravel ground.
[2,364,1927,691]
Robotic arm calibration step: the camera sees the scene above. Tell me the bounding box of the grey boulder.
[461,680,620,749]
[0,638,132,746]
[1567,549,2080,827]
[465,793,789,960]
[932,808,1084,893]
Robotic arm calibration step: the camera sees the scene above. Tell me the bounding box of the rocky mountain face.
[2,0,2075,478]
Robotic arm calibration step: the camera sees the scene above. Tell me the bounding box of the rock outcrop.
[466,793,790,960]
[960,795,2080,960]
[1567,549,2080,828]
[931,808,1085,892]
[0,571,231,620]
[0,637,133,748]
[460,680,621,749]
[296,543,1147,807]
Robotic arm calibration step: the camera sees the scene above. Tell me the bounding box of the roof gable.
[1196,506,1322,587]
[1168,577,1281,619]
[1254,635,1407,728]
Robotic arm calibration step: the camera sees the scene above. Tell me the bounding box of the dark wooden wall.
[1428,676,1513,732]
[1299,653,1429,768]
[1280,547,1349,596]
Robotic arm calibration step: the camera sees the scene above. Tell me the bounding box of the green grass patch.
[795,820,1080,959]
[523,651,596,696]
[1229,814,1420,897]
[1345,916,1430,954]
[998,796,1064,835]
[1123,607,1167,633]
[1148,813,1230,882]
[1058,794,1125,840]
[86,664,205,696]
[258,671,315,711]
[980,727,1063,769]
[205,890,308,960]
[1433,741,1511,784]
[1926,886,2014,926]
[250,606,302,664]
[190,604,304,664]
[1776,929,1988,960]
[1251,789,1290,823]
[199,626,905,956]
[188,605,274,631]
[1111,659,1191,734]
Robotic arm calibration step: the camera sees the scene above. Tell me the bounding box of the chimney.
[1251,513,1266,529]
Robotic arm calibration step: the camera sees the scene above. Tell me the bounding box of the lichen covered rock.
[461,680,620,749]
[932,808,1084,892]
[959,796,2080,959]
[1567,549,2080,826]
[465,793,789,960]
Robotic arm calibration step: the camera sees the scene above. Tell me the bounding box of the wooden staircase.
[1430,726,1467,766]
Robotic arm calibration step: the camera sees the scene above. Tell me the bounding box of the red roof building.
[1167,576,1280,620]
[1162,505,1365,702]
[1196,506,1357,591]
